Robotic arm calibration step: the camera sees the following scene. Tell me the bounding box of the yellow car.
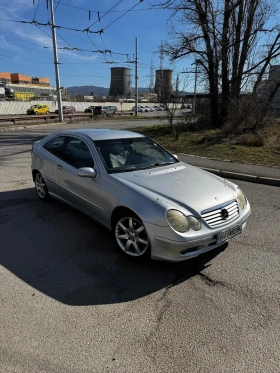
[27,104,50,115]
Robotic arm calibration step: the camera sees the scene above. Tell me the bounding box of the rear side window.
[44,136,67,157]
[63,137,94,169]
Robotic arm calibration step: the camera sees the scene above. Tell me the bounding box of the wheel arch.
[111,206,142,230]
[32,169,40,182]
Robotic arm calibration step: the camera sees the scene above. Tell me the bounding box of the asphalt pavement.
[1,117,280,372]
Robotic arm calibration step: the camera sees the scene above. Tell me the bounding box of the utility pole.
[50,0,63,121]
[192,59,199,115]
[149,59,155,101]
[159,41,164,102]
[135,37,138,116]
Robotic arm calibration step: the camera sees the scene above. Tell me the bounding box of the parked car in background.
[84,106,95,113]
[55,106,76,114]
[131,106,147,113]
[154,106,163,111]
[93,106,103,115]
[102,106,118,114]
[27,104,50,115]
[31,128,251,262]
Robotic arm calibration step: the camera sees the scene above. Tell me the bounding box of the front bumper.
[146,203,251,262]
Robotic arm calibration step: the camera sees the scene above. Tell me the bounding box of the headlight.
[236,188,247,210]
[166,210,201,233]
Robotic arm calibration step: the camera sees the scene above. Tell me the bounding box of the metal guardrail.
[0,111,134,124]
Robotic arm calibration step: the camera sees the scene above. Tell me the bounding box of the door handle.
[57,164,63,170]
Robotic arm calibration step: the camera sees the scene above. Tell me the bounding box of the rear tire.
[34,172,49,201]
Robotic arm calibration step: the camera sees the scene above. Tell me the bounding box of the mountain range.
[66,85,150,96]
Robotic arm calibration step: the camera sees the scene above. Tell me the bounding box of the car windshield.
[94,137,178,173]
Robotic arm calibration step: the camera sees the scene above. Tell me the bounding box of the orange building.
[32,77,50,86]
[0,72,50,87]
[0,72,12,83]
[11,73,32,84]
[0,72,54,101]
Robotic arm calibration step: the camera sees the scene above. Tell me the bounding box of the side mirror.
[77,167,97,178]
[173,154,178,160]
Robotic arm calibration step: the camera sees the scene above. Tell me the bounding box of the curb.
[0,121,62,132]
[202,168,280,187]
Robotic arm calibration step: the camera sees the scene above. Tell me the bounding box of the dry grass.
[133,123,280,167]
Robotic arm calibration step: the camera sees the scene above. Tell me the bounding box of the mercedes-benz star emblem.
[221,208,229,219]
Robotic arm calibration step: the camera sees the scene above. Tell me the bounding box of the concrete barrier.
[0,101,152,115]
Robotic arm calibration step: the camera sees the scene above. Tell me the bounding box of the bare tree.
[156,0,280,128]
[159,73,189,134]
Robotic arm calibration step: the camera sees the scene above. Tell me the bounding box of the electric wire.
[33,0,41,20]
[53,1,151,13]
[87,0,123,29]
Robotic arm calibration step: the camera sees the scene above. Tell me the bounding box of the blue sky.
[0,0,195,90]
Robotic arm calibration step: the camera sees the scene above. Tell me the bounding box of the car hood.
[111,163,237,215]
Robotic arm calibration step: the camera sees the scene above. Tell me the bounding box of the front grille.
[201,200,239,228]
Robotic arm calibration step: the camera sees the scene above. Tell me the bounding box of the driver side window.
[63,137,94,169]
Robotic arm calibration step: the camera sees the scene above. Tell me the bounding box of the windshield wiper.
[157,161,176,166]
[131,162,176,171]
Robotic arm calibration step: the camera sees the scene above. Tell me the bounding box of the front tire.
[35,172,49,201]
[113,212,150,259]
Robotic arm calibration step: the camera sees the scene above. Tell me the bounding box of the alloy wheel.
[115,216,149,257]
[35,173,48,199]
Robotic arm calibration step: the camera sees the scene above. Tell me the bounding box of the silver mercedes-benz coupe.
[31,129,251,262]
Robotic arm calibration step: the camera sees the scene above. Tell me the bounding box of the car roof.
[64,129,145,141]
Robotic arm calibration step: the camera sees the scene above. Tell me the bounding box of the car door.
[41,135,68,196]
[55,136,107,221]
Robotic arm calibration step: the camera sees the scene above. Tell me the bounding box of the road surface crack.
[198,272,227,287]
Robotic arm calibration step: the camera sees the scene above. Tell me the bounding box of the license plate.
[216,225,242,244]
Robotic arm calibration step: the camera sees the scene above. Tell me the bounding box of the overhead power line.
[0,0,144,34]
[87,0,123,29]
[43,45,133,58]
[0,52,54,64]
[53,1,150,13]
[101,0,144,32]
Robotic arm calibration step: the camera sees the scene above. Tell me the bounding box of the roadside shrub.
[176,115,213,133]
[224,94,275,135]
[238,134,265,147]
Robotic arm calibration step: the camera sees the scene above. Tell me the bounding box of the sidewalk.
[178,153,280,187]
